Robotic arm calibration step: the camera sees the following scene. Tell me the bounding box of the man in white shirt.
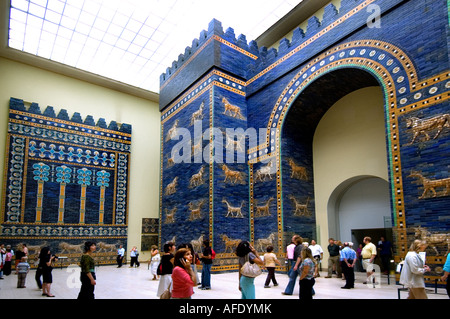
[309,240,323,277]
[286,236,296,274]
[117,245,125,268]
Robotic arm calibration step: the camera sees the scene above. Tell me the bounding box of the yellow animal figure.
[408,171,450,199]
[222,164,244,184]
[165,177,178,195]
[406,113,450,144]
[414,227,450,256]
[222,97,245,120]
[190,234,204,253]
[59,242,83,254]
[255,197,274,217]
[164,207,177,224]
[221,234,241,253]
[188,199,205,221]
[222,199,244,218]
[288,158,308,180]
[165,119,179,141]
[254,161,274,182]
[97,241,118,252]
[289,195,311,217]
[256,233,276,252]
[189,166,205,188]
[190,102,204,125]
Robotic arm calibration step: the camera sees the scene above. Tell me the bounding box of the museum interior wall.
[0,57,161,263]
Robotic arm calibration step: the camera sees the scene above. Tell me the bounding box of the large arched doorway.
[280,68,391,258]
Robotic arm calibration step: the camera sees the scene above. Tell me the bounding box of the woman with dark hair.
[78,241,96,299]
[39,246,56,297]
[156,242,175,297]
[171,248,197,299]
[236,240,264,299]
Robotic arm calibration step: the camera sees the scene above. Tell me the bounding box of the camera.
[52,254,58,260]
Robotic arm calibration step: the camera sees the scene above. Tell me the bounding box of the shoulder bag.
[240,254,262,278]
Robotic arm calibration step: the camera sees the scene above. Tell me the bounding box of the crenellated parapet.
[159,0,407,110]
[158,0,450,279]
[9,97,132,135]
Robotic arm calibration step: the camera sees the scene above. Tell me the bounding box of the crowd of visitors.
[1,235,449,300]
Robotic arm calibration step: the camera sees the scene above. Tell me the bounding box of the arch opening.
[280,67,391,252]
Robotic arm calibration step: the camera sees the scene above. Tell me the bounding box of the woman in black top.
[156,242,175,297]
[78,241,96,299]
[39,247,56,297]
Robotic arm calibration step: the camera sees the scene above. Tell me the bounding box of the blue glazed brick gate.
[159,0,450,282]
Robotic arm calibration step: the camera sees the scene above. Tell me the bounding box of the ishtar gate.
[158,0,450,287]
[1,0,449,289]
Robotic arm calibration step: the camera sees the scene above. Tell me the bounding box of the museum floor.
[0,264,447,300]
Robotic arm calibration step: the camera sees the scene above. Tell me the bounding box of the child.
[263,245,281,288]
[16,256,30,288]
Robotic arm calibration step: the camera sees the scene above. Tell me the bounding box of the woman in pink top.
[171,248,197,299]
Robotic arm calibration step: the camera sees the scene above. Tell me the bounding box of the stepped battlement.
[9,97,132,135]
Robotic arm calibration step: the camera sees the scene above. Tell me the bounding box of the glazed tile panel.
[159,0,450,279]
[1,98,131,265]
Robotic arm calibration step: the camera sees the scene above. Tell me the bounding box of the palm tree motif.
[56,165,72,223]
[96,170,110,224]
[32,162,50,223]
[77,168,92,224]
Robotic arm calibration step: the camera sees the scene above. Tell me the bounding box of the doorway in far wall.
[351,228,393,272]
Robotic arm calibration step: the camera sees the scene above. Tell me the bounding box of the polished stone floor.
[0,264,448,300]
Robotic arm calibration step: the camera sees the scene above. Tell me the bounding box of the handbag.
[160,282,172,299]
[240,254,262,278]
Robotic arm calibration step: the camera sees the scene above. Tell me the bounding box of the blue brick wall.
[2,98,131,266]
[160,0,450,277]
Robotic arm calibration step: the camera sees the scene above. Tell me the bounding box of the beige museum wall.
[313,86,389,265]
[0,57,161,261]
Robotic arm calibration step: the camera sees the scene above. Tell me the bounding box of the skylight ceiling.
[8,0,302,94]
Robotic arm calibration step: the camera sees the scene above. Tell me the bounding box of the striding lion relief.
[414,227,450,256]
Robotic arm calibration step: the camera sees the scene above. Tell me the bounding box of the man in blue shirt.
[340,242,357,289]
